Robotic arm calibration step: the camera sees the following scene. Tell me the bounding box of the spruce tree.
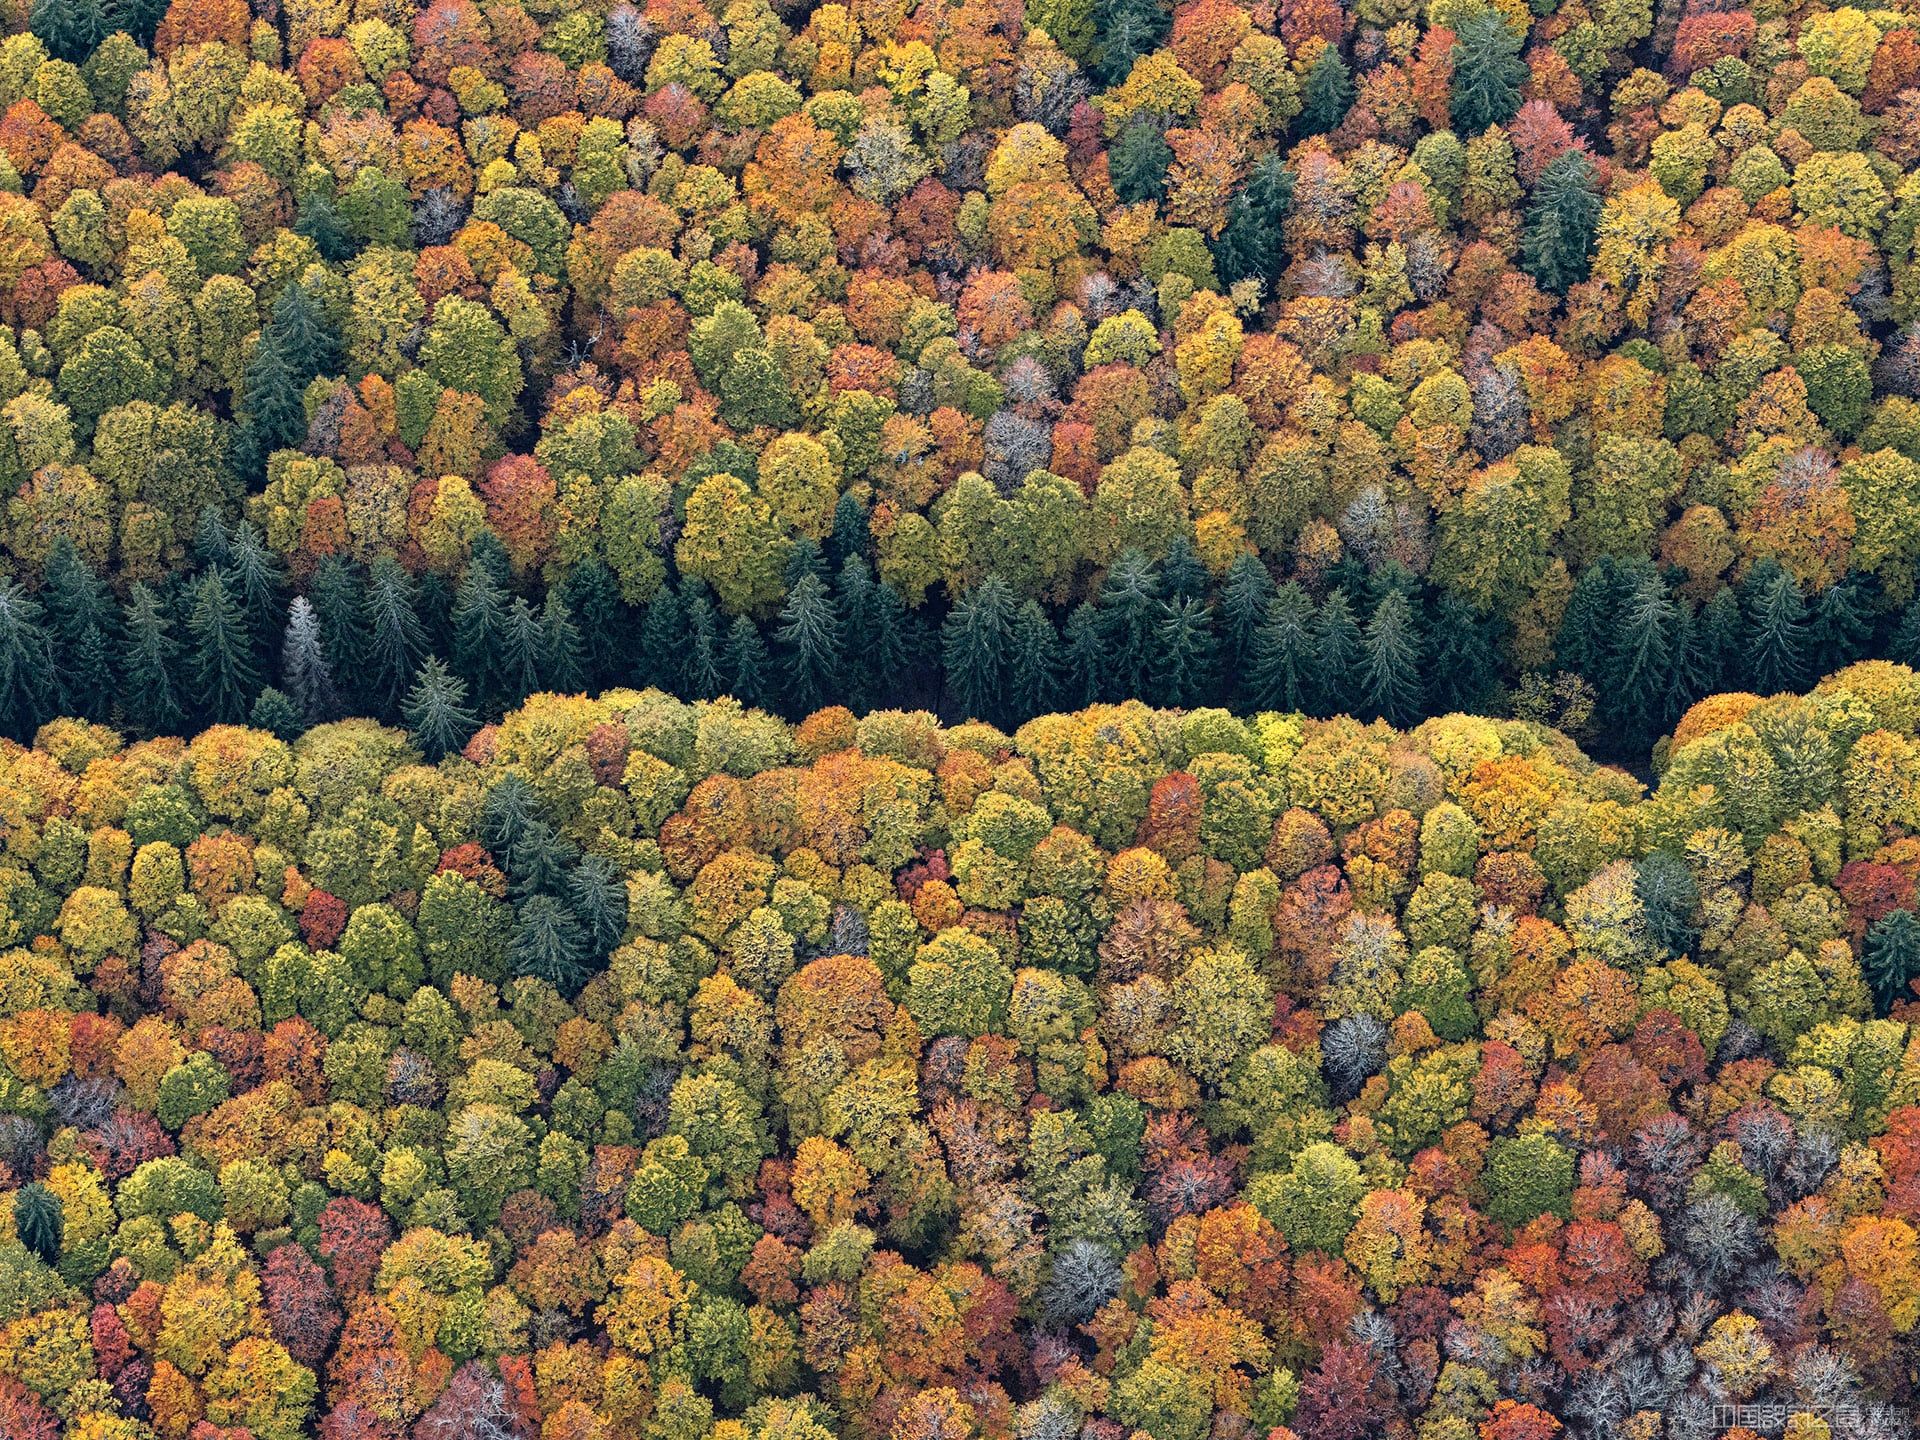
[187,569,262,724]
[1310,590,1365,716]
[541,591,586,693]
[481,774,542,857]
[309,557,371,711]
[1061,602,1105,708]
[402,657,478,761]
[416,572,456,658]
[280,596,340,724]
[1744,561,1812,694]
[1865,910,1920,1016]
[1008,600,1060,724]
[784,537,831,588]
[226,520,285,665]
[1091,0,1170,83]
[10,1183,61,1266]
[502,598,546,704]
[0,582,56,740]
[42,540,117,722]
[1809,573,1874,674]
[1361,590,1425,726]
[1298,45,1354,136]
[1697,586,1745,692]
[1097,550,1162,701]
[105,0,165,44]
[120,582,184,735]
[192,507,232,569]
[1218,553,1277,699]
[682,589,726,700]
[827,492,871,569]
[233,332,308,481]
[834,555,881,711]
[867,579,915,710]
[30,0,107,61]
[1894,595,1920,670]
[1152,597,1217,708]
[1161,536,1209,603]
[1248,584,1316,712]
[1108,122,1173,205]
[1605,567,1678,741]
[1212,155,1295,287]
[776,573,843,716]
[249,686,304,741]
[568,854,629,957]
[943,577,1017,724]
[1554,559,1620,682]
[451,554,512,710]
[723,615,772,711]
[1426,592,1500,715]
[1523,151,1602,295]
[361,555,427,719]
[509,895,591,996]
[1450,8,1527,132]
[508,819,577,898]
[561,558,631,692]
[637,586,686,693]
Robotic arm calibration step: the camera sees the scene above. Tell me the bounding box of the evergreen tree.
[119,582,184,735]
[280,596,340,724]
[30,0,107,61]
[402,657,478,761]
[509,895,591,996]
[249,686,304,741]
[481,774,542,857]
[42,540,117,722]
[416,572,456,658]
[541,591,586,693]
[682,589,726,700]
[867,579,915,710]
[187,569,262,724]
[568,854,629,957]
[1108,122,1173,205]
[361,556,427,719]
[943,577,1017,724]
[561,559,632,692]
[776,573,843,716]
[10,1184,61,1266]
[1450,8,1528,132]
[294,191,356,263]
[827,492,871,568]
[635,585,687,693]
[1218,553,1277,700]
[834,556,882,711]
[1605,567,1678,741]
[502,598,546,704]
[233,332,308,481]
[508,820,577,899]
[105,0,165,44]
[0,582,56,740]
[1743,561,1812,694]
[192,506,232,569]
[1893,594,1920,670]
[1865,910,1920,1016]
[226,520,285,665]
[1426,592,1500,715]
[1298,45,1354,136]
[1248,584,1316,712]
[1096,551,1162,700]
[1310,590,1366,716]
[784,537,831,587]
[1664,601,1713,721]
[1697,586,1745,692]
[1091,0,1171,83]
[1008,600,1060,724]
[1361,590,1425,726]
[1212,155,1295,287]
[1153,597,1218,709]
[1522,151,1602,294]
[309,557,371,711]
[1810,573,1874,674]
[1161,536,1209,603]
[451,555,512,710]
[723,616,772,711]
[1554,559,1620,681]
[1061,602,1105,708]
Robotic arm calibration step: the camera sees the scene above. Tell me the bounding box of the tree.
[563,558,633,692]
[1605,566,1678,741]
[1092,0,1171,83]
[280,598,340,725]
[638,585,688,693]
[1218,553,1277,699]
[361,556,427,719]
[120,581,184,734]
[11,1184,61,1265]
[187,569,261,724]
[541,591,585,693]
[1153,597,1217,708]
[1426,592,1500,714]
[30,0,108,61]
[1523,151,1601,294]
[1311,590,1366,716]
[1451,8,1528,133]
[1744,562,1812,694]
[511,894,591,994]
[403,658,478,762]
[776,573,843,717]
[42,540,116,723]
[943,577,1017,724]
[1097,551,1163,701]
[1109,122,1173,205]
[451,554,512,710]
[1008,600,1061,723]
[0,582,55,741]
[1361,590,1425,726]
[1865,910,1920,1015]
[1213,156,1296,287]
[723,616,772,711]
[1248,584,1316,712]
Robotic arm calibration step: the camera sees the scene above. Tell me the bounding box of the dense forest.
[0,674,1916,1439]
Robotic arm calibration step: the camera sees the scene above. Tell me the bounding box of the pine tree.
[1097,551,1162,701]
[1810,573,1874,674]
[1310,590,1365,716]
[0,583,56,740]
[1426,592,1500,715]
[309,557,371,711]
[1298,45,1354,136]
[451,555,512,710]
[1450,8,1527,132]
[1061,602,1105,708]
[1008,600,1060,724]
[1744,561,1812,694]
[509,895,591,996]
[120,582,184,735]
[1248,584,1315,712]
[249,686,304,740]
[776,572,844,717]
[682,589,726,700]
[1361,590,1425,726]
[42,540,116,722]
[1212,155,1295,287]
[637,586,687,693]
[1865,910,1920,1016]
[402,657,478,761]
[361,556,427,720]
[502,597,546,704]
[280,596,340,724]
[541,591,586,692]
[1522,151,1602,295]
[1218,553,1277,701]
[723,616,772,710]
[188,570,263,724]
[943,577,1017,724]
[561,558,632,692]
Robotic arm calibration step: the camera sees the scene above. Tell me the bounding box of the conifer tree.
[683,588,726,700]
[1213,156,1296,287]
[835,556,882,711]
[541,591,586,692]
[452,555,512,710]
[502,598,546,704]
[1697,586,1745,692]
[1426,592,1499,715]
[1097,551,1162,701]
[1554,559,1620,681]
[1523,151,1602,294]
[227,520,285,665]
[777,573,844,716]
[0,583,56,740]
[1061,602,1105,708]
[1008,600,1060,725]
[1218,553,1277,699]
[1248,584,1316,712]
[1865,910,1920,1015]
[1893,595,1920,670]
[509,895,591,996]
[481,774,541,857]
[1299,45,1354,136]
[637,585,687,693]
[1810,573,1874,673]
[1108,122,1173,205]
[785,537,831,587]
[11,1184,61,1267]
[1744,561,1812,694]
[868,578,915,710]
[42,540,117,722]
[723,616,772,711]
[1091,0,1171,83]
[362,556,426,719]
[120,582,184,735]
[309,557,371,711]
[943,577,1017,724]
[1450,8,1527,132]
[1160,537,1210,603]
[249,687,304,740]
[30,0,107,61]
[233,331,307,481]
[280,597,340,724]
[106,0,165,43]
[1154,597,1218,709]
[1310,590,1366,716]
[561,558,631,692]
[568,855,629,957]
[828,492,871,569]
[1361,590,1425,726]
[188,569,262,724]
[193,506,232,569]
[1606,567,1677,740]
[402,657,479,761]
